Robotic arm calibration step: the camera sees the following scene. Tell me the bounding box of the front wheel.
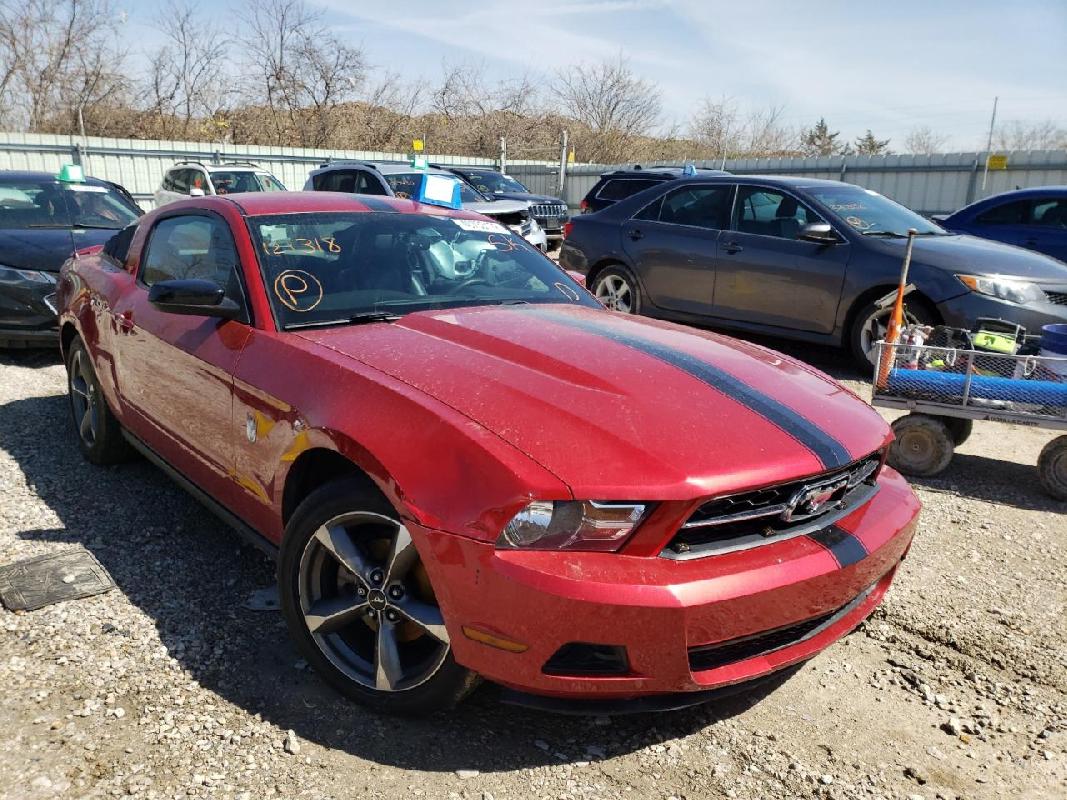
[278,478,476,715]
[1037,436,1067,501]
[849,298,937,370]
[65,338,130,464]
[888,413,954,477]
[592,265,641,314]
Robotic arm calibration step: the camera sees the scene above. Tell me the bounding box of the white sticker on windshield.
[64,184,107,193]
[452,218,509,234]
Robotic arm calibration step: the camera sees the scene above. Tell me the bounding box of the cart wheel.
[1037,436,1067,501]
[889,414,955,477]
[942,417,973,446]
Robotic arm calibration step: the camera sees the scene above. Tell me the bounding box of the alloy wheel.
[595,274,634,313]
[69,348,100,447]
[297,512,450,693]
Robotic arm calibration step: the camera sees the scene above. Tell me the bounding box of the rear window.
[976,200,1028,225]
[596,178,662,201]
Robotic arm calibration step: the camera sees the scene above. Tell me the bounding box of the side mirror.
[148,278,241,319]
[189,187,205,197]
[798,222,840,244]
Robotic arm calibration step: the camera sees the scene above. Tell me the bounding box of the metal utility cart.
[871,338,1067,500]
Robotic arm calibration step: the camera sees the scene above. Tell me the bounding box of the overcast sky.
[132,0,1067,150]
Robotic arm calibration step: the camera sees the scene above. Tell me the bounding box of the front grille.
[1046,291,1067,306]
[664,454,883,559]
[687,582,875,672]
[530,203,568,219]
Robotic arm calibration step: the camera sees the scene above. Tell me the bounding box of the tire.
[942,417,974,446]
[65,338,131,465]
[1037,435,1067,501]
[278,478,476,715]
[888,413,955,477]
[849,297,937,370]
[591,264,642,314]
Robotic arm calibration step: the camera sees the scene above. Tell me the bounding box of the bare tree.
[550,56,660,160]
[145,3,231,138]
[240,0,367,147]
[0,0,129,133]
[904,126,948,155]
[689,95,741,159]
[993,119,1067,151]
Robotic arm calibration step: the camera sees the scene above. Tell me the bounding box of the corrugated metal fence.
[2,131,1065,216]
[0,131,497,208]
[509,152,1067,215]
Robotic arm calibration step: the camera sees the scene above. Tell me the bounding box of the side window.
[162,171,175,192]
[734,187,822,239]
[657,185,733,230]
[355,171,388,196]
[140,215,239,295]
[597,178,660,201]
[1032,199,1067,227]
[102,225,137,266]
[188,170,207,194]
[976,200,1029,225]
[170,170,189,193]
[316,170,358,193]
[633,195,663,221]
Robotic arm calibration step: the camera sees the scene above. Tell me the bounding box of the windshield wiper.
[860,230,909,238]
[28,222,123,230]
[285,311,399,330]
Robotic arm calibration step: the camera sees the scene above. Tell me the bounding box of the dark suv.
[580,166,729,214]
[443,166,569,248]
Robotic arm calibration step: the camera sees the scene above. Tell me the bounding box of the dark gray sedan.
[560,176,1067,367]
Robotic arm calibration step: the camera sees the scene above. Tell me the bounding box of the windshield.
[211,171,287,194]
[0,178,141,230]
[384,172,484,204]
[809,186,945,236]
[464,171,530,195]
[250,212,596,329]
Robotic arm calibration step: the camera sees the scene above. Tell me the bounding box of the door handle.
[627,228,644,241]
[723,242,744,254]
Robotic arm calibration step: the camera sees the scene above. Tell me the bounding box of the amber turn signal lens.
[461,626,529,653]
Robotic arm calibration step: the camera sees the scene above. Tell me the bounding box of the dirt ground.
[0,338,1063,800]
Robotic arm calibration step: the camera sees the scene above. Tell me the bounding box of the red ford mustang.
[57,191,920,715]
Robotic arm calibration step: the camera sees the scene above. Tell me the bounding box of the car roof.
[974,186,1067,201]
[600,166,729,178]
[312,161,453,177]
[170,190,488,219]
[0,169,113,186]
[168,161,265,172]
[660,174,863,191]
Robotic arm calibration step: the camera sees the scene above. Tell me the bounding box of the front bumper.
[0,280,60,347]
[936,291,1067,335]
[413,467,920,701]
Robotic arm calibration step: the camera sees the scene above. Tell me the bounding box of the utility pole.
[499,136,507,173]
[981,96,998,191]
[558,130,569,195]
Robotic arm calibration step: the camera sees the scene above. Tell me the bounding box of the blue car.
[0,169,142,348]
[941,186,1067,263]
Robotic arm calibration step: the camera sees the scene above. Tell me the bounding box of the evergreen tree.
[854,129,891,155]
[801,117,846,156]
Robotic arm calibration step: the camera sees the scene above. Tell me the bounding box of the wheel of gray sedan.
[592,265,641,314]
[849,298,936,370]
[65,338,130,465]
[278,478,477,715]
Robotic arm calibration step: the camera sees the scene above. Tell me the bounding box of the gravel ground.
[0,340,1064,800]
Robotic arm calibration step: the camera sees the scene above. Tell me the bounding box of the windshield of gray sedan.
[810,187,944,236]
[384,172,484,204]
[251,212,596,329]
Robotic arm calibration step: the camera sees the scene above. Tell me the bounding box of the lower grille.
[664,454,882,559]
[1046,291,1067,306]
[687,582,875,672]
[488,210,529,227]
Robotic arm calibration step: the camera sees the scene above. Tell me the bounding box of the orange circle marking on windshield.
[273,270,323,312]
[487,233,518,251]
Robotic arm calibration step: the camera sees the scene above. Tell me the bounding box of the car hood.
[463,199,529,217]
[490,192,566,205]
[0,227,119,272]
[865,233,1067,282]
[296,305,889,498]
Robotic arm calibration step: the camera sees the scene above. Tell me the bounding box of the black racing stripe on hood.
[809,525,868,568]
[534,308,852,469]
[358,196,399,212]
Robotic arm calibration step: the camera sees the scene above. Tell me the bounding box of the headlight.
[956,274,1046,305]
[498,500,648,551]
[0,265,58,285]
